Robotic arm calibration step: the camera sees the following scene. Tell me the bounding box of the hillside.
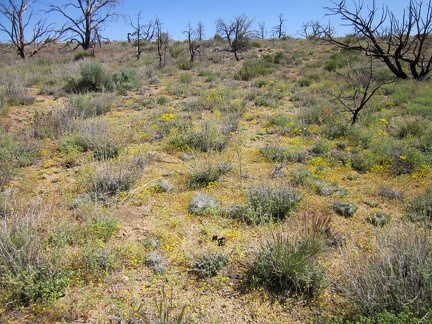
[0,38,431,323]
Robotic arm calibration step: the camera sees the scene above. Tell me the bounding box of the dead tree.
[155,18,168,67]
[0,0,56,59]
[129,12,155,61]
[272,13,286,39]
[50,0,120,51]
[215,14,254,61]
[197,21,204,41]
[321,0,432,80]
[255,21,267,39]
[331,57,393,124]
[183,23,201,62]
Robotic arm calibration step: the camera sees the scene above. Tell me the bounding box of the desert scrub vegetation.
[1,33,432,323]
[339,225,432,320]
[0,128,40,188]
[0,203,69,308]
[226,186,301,224]
[250,230,326,300]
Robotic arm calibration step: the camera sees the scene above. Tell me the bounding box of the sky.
[0,0,410,43]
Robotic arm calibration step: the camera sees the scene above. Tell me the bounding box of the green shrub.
[113,68,138,91]
[290,169,312,186]
[73,51,94,60]
[86,160,141,200]
[333,201,358,217]
[77,120,124,160]
[340,226,432,318]
[353,309,432,324]
[367,213,391,226]
[268,114,291,128]
[234,58,272,81]
[260,146,307,163]
[377,185,404,200]
[311,139,332,155]
[251,232,326,299]
[297,78,312,87]
[169,122,226,152]
[66,61,114,93]
[2,80,35,106]
[193,252,228,277]
[187,161,232,189]
[66,94,112,119]
[236,187,301,224]
[0,206,68,307]
[179,60,193,70]
[188,193,220,216]
[406,189,432,221]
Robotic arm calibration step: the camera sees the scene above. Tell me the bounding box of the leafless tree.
[197,21,204,41]
[272,13,286,39]
[215,13,254,61]
[0,0,56,59]
[50,0,120,51]
[321,0,432,80]
[331,57,393,124]
[300,20,329,39]
[155,18,168,67]
[128,12,155,61]
[255,21,267,39]
[184,23,201,62]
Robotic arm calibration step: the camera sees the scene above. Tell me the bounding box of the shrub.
[314,180,347,197]
[73,51,94,60]
[0,129,40,188]
[188,193,220,216]
[70,243,117,281]
[406,189,432,221]
[377,185,404,200]
[251,232,326,299]
[153,179,174,192]
[113,68,139,91]
[367,213,391,226]
[77,120,124,160]
[170,122,226,152]
[234,58,272,81]
[2,80,35,106]
[179,60,193,70]
[0,205,68,307]
[297,78,312,87]
[340,226,432,318]
[86,160,141,200]
[187,161,231,189]
[193,252,228,277]
[333,201,358,217]
[260,146,307,163]
[65,93,113,119]
[311,139,332,155]
[290,169,312,186]
[238,187,301,224]
[66,61,114,93]
[144,251,165,274]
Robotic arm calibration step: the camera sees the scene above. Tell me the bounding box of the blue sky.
[0,1,409,42]
[107,0,407,40]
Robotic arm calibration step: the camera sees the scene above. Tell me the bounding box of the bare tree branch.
[215,13,254,61]
[0,0,57,58]
[319,0,432,80]
[50,0,120,51]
